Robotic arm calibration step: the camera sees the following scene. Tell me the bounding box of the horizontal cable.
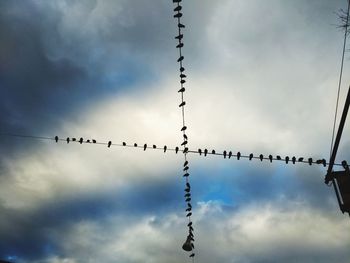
[1,133,347,167]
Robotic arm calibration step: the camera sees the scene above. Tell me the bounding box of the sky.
[1,0,350,262]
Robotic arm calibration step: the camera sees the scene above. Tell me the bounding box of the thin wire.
[0,133,345,167]
[330,0,350,158]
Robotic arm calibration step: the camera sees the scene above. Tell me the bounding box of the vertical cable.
[172,0,195,261]
[330,0,350,158]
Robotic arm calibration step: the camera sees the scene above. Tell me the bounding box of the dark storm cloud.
[0,0,177,157]
[0,172,183,260]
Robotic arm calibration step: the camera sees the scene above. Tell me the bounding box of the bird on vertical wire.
[181,126,187,131]
[55,136,58,143]
[178,87,185,93]
[108,141,112,148]
[179,101,186,107]
[183,134,188,140]
[184,160,188,167]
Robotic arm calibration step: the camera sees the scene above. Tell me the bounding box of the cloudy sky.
[1,0,350,262]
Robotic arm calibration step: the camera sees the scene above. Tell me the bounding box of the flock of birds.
[173,0,195,258]
[53,135,349,169]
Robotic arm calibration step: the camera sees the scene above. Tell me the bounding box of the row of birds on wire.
[172,0,195,258]
[53,136,349,169]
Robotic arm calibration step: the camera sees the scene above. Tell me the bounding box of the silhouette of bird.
[268,155,273,163]
[185,187,190,192]
[164,145,167,153]
[322,159,327,167]
[186,207,191,212]
[189,225,194,232]
[178,23,185,28]
[174,12,182,18]
[179,101,186,107]
[184,193,191,198]
[180,79,186,84]
[276,155,281,160]
[134,143,138,147]
[173,0,182,3]
[143,144,147,151]
[122,142,126,146]
[181,126,187,131]
[184,147,189,153]
[316,159,323,165]
[184,160,188,167]
[285,156,289,164]
[180,66,185,72]
[211,150,215,154]
[55,136,58,143]
[185,198,191,202]
[177,55,184,62]
[153,145,157,149]
[176,43,184,48]
[181,141,188,146]
[175,146,179,153]
[72,138,76,142]
[178,87,185,92]
[173,5,182,12]
[183,134,188,140]
[342,160,348,169]
[86,139,90,143]
[249,153,253,160]
[66,137,70,144]
[92,139,96,143]
[186,182,190,188]
[189,253,195,258]
[292,156,296,164]
[223,151,227,158]
[175,34,183,40]
[198,148,202,155]
[204,149,208,156]
[108,141,112,147]
[187,203,192,209]
[183,166,189,171]
[79,137,83,144]
[186,212,192,217]
[228,151,232,159]
[308,158,313,165]
[298,157,304,162]
[237,152,241,160]
[180,73,186,78]
[259,154,263,161]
